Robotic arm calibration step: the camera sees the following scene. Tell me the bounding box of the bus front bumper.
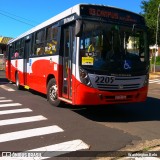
[75,84,148,105]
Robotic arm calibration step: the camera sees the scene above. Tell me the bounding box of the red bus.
[5,4,149,106]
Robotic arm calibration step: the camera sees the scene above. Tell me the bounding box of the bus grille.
[89,75,146,91]
[97,83,140,90]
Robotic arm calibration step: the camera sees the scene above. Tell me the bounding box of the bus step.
[24,85,30,90]
[59,97,72,104]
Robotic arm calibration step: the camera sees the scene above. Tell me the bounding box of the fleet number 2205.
[95,76,115,84]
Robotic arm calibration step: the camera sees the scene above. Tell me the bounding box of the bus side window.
[9,45,13,59]
[13,38,28,58]
[14,50,19,58]
[11,43,15,59]
[52,27,58,54]
[34,30,45,56]
[36,45,44,55]
[45,27,52,54]
[45,26,58,55]
[19,38,24,58]
[14,41,20,58]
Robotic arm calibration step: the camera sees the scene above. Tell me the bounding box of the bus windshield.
[79,20,148,75]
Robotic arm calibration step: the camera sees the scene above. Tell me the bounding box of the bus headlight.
[79,68,92,86]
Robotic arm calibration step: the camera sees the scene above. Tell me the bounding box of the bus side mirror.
[75,20,83,37]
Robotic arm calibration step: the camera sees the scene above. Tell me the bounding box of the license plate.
[115,95,126,100]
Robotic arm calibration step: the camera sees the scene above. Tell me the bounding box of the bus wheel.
[15,73,22,90]
[47,79,61,107]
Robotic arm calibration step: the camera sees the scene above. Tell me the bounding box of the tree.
[140,0,160,45]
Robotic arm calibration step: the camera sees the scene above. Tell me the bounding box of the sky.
[0,0,143,38]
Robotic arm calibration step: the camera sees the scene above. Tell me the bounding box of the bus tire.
[47,78,61,107]
[15,73,23,90]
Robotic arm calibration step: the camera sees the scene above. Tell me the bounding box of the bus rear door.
[23,37,31,88]
[6,45,12,80]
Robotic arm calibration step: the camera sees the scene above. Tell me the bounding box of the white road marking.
[0,125,64,143]
[1,139,89,160]
[0,108,32,115]
[0,115,47,126]
[0,100,13,103]
[0,103,22,108]
[0,97,6,100]
[0,85,15,91]
[31,139,89,151]
[149,79,160,83]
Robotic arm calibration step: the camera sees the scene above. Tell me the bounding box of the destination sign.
[80,5,145,25]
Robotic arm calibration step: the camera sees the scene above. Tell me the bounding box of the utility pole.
[154,4,160,73]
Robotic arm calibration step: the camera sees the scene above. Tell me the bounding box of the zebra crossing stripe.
[0,115,47,126]
[28,139,90,158]
[1,139,89,160]
[0,103,22,108]
[0,100,13,103]
[0,125,64,143]
[0,85,15,91]
[0,108,32,115]
[149,79,160,83]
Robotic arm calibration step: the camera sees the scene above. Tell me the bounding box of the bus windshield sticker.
[82,57,94,65]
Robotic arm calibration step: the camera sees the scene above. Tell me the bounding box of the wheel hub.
[49,85,57,101]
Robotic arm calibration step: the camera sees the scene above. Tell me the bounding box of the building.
[0,36,13,70]
[0,36,13,54]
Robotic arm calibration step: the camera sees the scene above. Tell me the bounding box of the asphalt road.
[0,70,160,159]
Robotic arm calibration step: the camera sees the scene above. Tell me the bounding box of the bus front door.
[62,26,74,100]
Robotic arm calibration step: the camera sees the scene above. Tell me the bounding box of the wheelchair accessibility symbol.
[124,60,131,70]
